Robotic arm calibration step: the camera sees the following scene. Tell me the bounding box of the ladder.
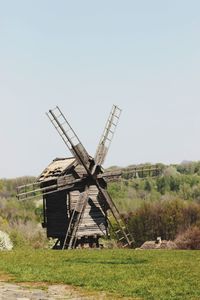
[97,185,134,247]
[114,223,134,248]
[62,188,89,249]
[94,105,122,166]
[106,216,133,247]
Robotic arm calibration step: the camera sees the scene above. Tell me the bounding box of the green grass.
[0,249,199,299]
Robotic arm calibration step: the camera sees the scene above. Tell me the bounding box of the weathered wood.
[94,105,122,166]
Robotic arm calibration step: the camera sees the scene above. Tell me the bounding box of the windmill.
[17,105,160,249]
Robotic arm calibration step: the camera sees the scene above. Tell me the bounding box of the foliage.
[108,166,200,215]
[0,177,47,249]
[176,161,200,175]
[0,176,36,199]
[8,221,47,249]
[175,226,200,250]
[125,199,200,246]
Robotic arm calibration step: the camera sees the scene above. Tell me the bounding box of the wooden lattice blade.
[94,105,122,167]
[47,106,92,171]
[17,177,81,201]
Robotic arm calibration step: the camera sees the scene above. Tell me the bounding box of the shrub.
[125,199,200,247]
[9,221,48,249]
[175,226,200,250]
[9,230,27,248]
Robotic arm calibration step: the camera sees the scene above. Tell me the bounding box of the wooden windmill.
[17,105,160,249]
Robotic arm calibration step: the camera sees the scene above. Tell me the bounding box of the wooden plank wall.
[69,185,107,237]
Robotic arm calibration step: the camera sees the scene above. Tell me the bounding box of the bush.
[175,226,200,249]
[125,199,200,247]
[9,221,47,249]
[9,230,27,248]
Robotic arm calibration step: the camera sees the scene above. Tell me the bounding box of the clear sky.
[0,0,200,178]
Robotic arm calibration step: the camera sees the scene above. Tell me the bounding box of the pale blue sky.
[0,0,200,178]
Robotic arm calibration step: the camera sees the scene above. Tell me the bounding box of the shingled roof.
[38,157,76,182]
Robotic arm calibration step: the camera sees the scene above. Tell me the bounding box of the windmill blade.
[121,165,161,179]
[100,165,161,182]
[47,106,91,172]
[17,176,81,201]
[94,105,122,166]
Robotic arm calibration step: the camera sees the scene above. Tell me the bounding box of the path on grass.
[0,282,109,300]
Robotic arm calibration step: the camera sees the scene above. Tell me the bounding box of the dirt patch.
[0,281,134,299]
[18,281,49,289]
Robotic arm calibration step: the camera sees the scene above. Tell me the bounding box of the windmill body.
[39,157,108,248]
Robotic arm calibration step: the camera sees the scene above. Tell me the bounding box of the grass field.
[0,249,199,299]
